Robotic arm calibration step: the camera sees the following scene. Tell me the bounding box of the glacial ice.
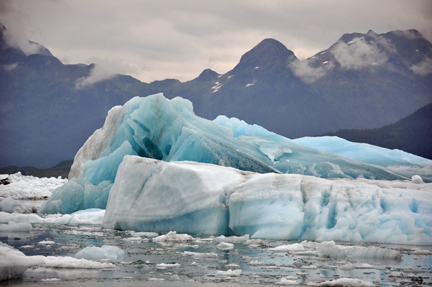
[103,155,432,245]
[293,136,432,167]
[0,222,32,233]
[0,242,113,281]
[0,198,22,213]
[40,94,418,214]
[75,245,126,262]
[0,172,66,200]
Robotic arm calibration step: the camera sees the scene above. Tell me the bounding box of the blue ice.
[39,94,426,215]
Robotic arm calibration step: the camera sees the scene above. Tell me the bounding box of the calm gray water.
[1,223,431,286]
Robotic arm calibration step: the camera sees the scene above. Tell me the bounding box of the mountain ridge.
[1,27,431,167]
[326,103,432,160]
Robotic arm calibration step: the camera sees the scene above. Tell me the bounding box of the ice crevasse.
[103,155,432,245]
[40,93,416,214]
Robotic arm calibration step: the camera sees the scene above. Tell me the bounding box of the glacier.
[103,155,432,245]
[40,93,417,214]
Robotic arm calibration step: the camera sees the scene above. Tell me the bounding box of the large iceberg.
[40,94,410,214]
[103,155,432,245]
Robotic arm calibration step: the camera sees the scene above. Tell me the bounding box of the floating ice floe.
[0,209,105,227]
[0,242,114,281]
[75,245,126,262]
[152,231,195,242]
[41,94,420,215]
[317,277,376,286]
[0,222,32,233]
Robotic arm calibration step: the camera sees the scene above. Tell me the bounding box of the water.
[1,223,431,286]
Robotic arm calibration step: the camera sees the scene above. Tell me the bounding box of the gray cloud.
[0,0,41,55]
[289,60,335,84]
[1,0,432,82]
[75,57,138,89]
[331,38,388,70]
[410,57,432,75]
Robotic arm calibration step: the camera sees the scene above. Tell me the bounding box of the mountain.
[159,30,432,139]
[1,26,431,168]
[0,26,149,168]
[325,103,432,160]
[0,160,72,178]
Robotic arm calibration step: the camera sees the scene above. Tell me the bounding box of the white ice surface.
[152,231,195,242]
[103,156,432,245]
[0,172,66,200]
[0,209,105,226]
[0,222,32,233]
[318,278,375,286]
[0,242,114,281]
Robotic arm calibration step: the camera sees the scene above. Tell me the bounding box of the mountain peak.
[197,68,219,81]
[235,38,297,71]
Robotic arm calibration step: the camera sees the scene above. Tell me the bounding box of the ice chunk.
[268,243,305,252]
[45,208,106,226]
[315,241,402,259]
[0,212,45,224]
[217,242,234,250]
[0,241,114,281]
[412,175,423,184]
[215,269,242,277]
[294,136,432,167]
[75,245,126,262]
[0,198,22,213]
[318,278,375,286]
[104,157,432,244]
[42,94,409,214]
[215,234,250,243]
[184,251,218,260]
[0,172,66,200]
[152,231,195,242]
[0,222,32,233]
[155,263,180,269]
[42,256,114,269]
[0,243,44,281]
[39,179,112,214]
[277,277,299,285]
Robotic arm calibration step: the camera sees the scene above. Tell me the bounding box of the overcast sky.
[1,0,431,83]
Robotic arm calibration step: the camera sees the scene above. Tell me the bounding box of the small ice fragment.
[217,242,234,250]
[75,245,126,262]
[38,240,55,245]
[277,277,298,285]
[318,278,375,286]
[0,222,32,233]
[153,231,194,242]
[184,251,218,260]
[215,269,242,277]
[268,243,305,252]
[412,175,423,184]
[156,263,181,269]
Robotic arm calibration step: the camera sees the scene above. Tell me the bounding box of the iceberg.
[103,155,432,245]
[40,94,410,214]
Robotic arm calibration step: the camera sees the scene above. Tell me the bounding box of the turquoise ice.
[40,94,425,215]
